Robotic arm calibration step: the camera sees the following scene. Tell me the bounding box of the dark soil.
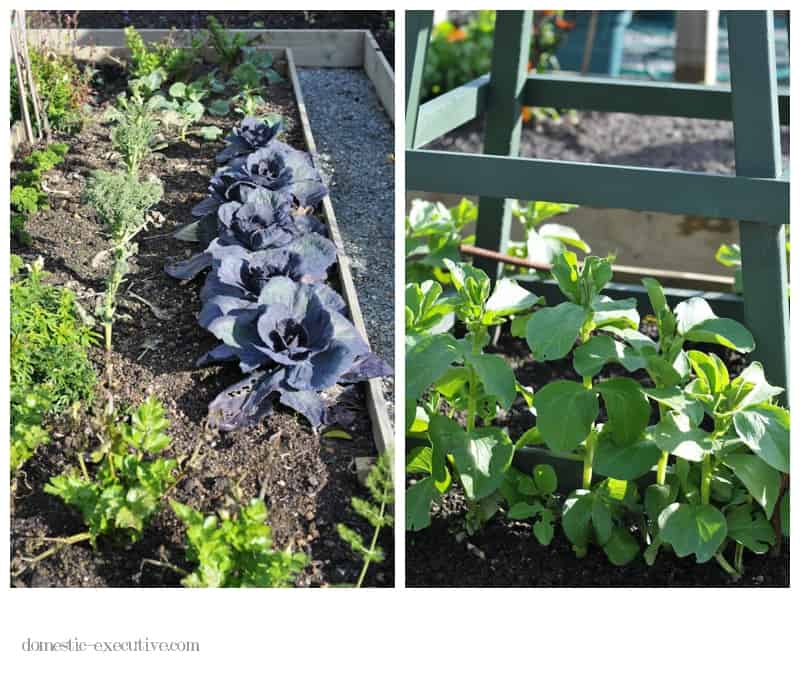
[406,325,788,587]
[29,10,395,67]
[11,60,392,588]
[407,490,789,587]
[428,110,789,176]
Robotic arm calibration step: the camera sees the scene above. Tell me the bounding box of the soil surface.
[11,60,393,588]
[427,110,790,176]
[406,325,789,587]
[29,10,395,67]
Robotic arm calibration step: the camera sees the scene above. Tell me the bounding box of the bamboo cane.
[10,26,35,145]
[18,10,52,143]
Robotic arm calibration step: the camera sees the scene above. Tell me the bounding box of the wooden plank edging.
[286,48,394,457]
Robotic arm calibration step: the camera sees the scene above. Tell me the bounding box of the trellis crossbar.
[412,73,790,149]
[406,10,790,396]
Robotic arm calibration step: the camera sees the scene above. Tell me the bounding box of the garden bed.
[11,46,393,587]
[406,325,789,587]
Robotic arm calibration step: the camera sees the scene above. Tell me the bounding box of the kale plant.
[84,170,163,349]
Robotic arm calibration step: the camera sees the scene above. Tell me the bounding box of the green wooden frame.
[406,10,790,395]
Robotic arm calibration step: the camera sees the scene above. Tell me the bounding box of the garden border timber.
[23,28,394,121]
[10,44,394,461]
[406,9,790,396]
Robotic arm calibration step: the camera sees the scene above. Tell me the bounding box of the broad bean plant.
[406,203,789,578]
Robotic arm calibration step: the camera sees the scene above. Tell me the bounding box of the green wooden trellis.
[406,10,790,398]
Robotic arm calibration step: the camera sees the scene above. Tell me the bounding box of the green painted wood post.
[405,11,434,149]
[473,10,533,279]
[727,11,789,398]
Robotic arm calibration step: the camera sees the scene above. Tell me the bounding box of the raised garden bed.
[11,35,393,587]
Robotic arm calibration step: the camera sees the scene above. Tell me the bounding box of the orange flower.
[555,17,575,30]
[527,59,534,72]
[521,106,532,124]
[541,10,556,16]
[446,27,468,43]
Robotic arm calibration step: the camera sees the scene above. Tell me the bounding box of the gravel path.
[297,68,395,416]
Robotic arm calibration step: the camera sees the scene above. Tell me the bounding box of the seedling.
[171,497,307,587]
[41,397,177,552]
[149,81,222,142]
[406,259,542,533]
[337,452,394,587]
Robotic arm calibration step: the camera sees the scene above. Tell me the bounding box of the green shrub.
[124,26,197,82]
[10,255,97,473]
[10,48,89,131]
[421,11,572,103]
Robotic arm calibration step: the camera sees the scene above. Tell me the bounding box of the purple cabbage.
[216,116,282,163]
[166,188,330,280]
[197,277,390,428]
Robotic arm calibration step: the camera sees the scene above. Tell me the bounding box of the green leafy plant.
[44,397,177,547]
[10,255,97,474]
[337,452,394,587]
[10,48,90,131]
[84,170,163,349]
[171,497,307,587]
[205,15,250,73]
[10,142,69,245]
[149,81,222,142]
[406,198,477,285]
[506,200,588,273]
[105,90,164,175]
[10,387,51,476]
[406,258,543,533]
[124,26,198,82]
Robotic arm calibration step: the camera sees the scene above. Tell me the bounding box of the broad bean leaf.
[535,380,598,453]
[733,405,790,473]
[724,452,781,518]
[593,432,662,481]
[594,377,650,446]
[658,502,727,563]
[726,504,776,554]
[526,302,588,361]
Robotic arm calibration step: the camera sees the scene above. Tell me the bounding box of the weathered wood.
[287,49,394,457]
[27,28,366,67]
[407,149,790,224]
[363,30,394,122]
[474,10,533,280]
[523,73,790,124]
[10,28,35,145]
[727,11,789,398]
[674,10,719,84]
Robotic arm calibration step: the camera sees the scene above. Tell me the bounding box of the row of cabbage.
[167,117,391,430]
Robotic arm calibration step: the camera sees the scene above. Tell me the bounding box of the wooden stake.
[10,25,35,145]
[18,10,52,143]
